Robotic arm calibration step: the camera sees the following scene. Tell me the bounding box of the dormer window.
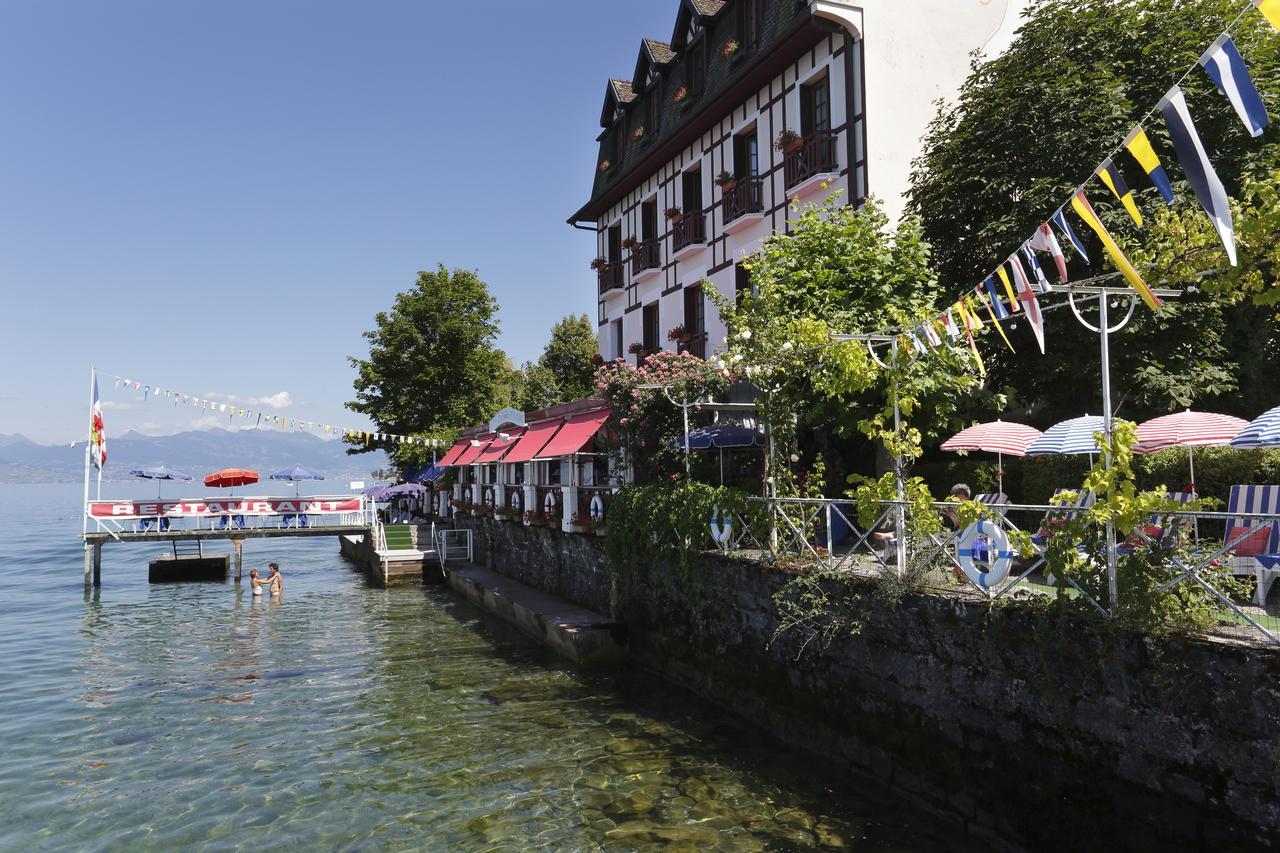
[646,89,661,138]
[687,33,707,100]
[738,0,761,51]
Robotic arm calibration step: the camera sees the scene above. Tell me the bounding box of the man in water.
[265,563,283,595]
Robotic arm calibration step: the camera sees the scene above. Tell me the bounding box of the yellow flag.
[996,266,1019,312]
[1256,0,1280,31]
[975,288,1016,353]
[1071,191,1163,310]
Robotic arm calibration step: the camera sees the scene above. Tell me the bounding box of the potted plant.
[569,511,590,534]
[672,86,688,104]
[721,39,740,58]
[623,235,642,252]
[667,324,688,344]
[775,129,803,153]
[714,170,737,194]
[590,257,609,271]
[524,509,544,527]
[592,516,607,538]
[627,342,647,358]
[632,126,645,141]
[546,509,563,529]
[599,159,611,172]
[664,206,684,224]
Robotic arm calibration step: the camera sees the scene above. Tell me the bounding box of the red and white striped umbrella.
[941,421,1042,456]
[1133,410,1248,453]
[940,420,1042,487]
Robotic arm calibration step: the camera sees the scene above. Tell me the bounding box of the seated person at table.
[874,483,972,548]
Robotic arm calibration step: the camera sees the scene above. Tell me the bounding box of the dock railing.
[85,494,376,537]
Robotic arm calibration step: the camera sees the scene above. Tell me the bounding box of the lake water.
[0,483,976,850]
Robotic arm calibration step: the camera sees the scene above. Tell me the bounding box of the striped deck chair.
[1224,485,1280,605]
[975,493,1010,507]
[1118,491,1192,554]
[1031,489,1097,547]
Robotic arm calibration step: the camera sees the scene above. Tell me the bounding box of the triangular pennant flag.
[1123,128,1175,205]
[1029,224,1069,283]
[1020,241,1052,291]
[995,266,1020,313]
[975,286,1016,353]
[1159,86,1237,266]
[944,309,961,339]
[1096,158,1143,226]
[982,276,1010,319]
[1199,35,1269,139]
[1256,0,1280,30]
[1071,190,1163,311]
[1008,255,1046,354]
[964,296,984,331]
[1051,209,1090,265]
[955,300,986,376]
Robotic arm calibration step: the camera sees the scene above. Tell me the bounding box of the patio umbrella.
[1024,415,1110,457]
[940,420,1041,485]
[268,465,325,496]
[129,465,192,498]
[379,482,428,498]
[204,468,259,495]
[1135,410,1249,493]
[1232,404,1280,449]
[669,425,765,484]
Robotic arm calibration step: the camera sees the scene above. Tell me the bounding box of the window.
[603,128,620,169]
[681,167,703,215]
[612,318,624,360]
[738,0,761,50]
[646,86,661,138]
[683,285,706,358]
[607,223,623,268]
[687,35,707,99]
[642,303,660,357]
[801,74,831,137]
[642,198,658,241]
[735,263,753,305]
[733,127,759,179]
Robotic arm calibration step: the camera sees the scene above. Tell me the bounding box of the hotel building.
[568,0,1022,363]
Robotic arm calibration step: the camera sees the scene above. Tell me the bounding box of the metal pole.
[1099,294,1118,613]
[682,395,691,478]
[891,339,905,578]
[83,366,93,541]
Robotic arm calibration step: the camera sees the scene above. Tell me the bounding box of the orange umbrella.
[204,468,260,490]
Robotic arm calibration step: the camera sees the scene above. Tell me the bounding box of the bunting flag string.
[109,374,448,449]
[1070,191,1163,310]
[1029,223,1069,283]
[1200,34,1270,138]
[1123,128,1176,205]
[1096,158,1144,226]
[1159,85,1239,266]
[995,266,1020,312]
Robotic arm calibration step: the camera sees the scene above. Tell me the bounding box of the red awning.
[536,408,610,459]
[451,434,494,466]
[437,440,470,467]
[502,419,563,464]
[475,427,525,463]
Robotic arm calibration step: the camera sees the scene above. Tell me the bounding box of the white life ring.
[544,492,558,514]
[709,504,733,544]
[589,494,606,523]
[511,491,522,511]
[956,520,1014,590]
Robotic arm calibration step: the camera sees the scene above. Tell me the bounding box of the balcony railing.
[671,213,707,253]
[678,332,707,360]
[784,130,839,189]
[629,239,661,276]
[597,264,624,295]
[721,176,765,224]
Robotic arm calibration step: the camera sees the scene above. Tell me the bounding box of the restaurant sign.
[88,497,363,518]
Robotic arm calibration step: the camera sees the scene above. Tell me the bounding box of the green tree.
[537,314,599,403]
[908,0,1279,423]
[518,361,562,412]
[348,265,512,468]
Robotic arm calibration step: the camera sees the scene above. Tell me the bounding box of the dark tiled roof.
[690,0,726,17]
[609,78,637,103]
[644,38,676,65]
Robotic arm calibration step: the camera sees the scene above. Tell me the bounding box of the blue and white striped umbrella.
[1231,404,1280,448]
[1024,415,1108,456]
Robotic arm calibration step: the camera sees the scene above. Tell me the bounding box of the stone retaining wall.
[456,517,1280,850]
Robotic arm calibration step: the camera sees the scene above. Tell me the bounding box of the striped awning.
[1134,410,1249,453]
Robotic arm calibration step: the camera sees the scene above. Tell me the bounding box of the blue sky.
[0,0,682,443]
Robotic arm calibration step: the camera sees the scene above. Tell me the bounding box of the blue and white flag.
[1199,34,1269,138]
[1159,85,1238,266]
[1020,241,1051,291]
[982,276,1010,319]
[1051,209,1090,265]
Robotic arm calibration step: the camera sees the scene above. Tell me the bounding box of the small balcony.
[784,130,839,193]
[629,238,662,282]
[671,213,707,259]
[597,264,624,295]
[721,176,765,234]
[678,332,707,360]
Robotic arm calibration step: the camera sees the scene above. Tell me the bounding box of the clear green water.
[0,484,975,850]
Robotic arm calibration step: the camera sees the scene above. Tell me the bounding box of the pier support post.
[233,539,243,583]
[93,543,101,587]
[84,543,92,587]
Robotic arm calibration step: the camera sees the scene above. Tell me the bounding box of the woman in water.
[249,568,263,596]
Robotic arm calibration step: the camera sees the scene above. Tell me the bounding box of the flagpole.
[83,366,93,539]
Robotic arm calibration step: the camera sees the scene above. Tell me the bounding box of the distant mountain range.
[0,429,389,484]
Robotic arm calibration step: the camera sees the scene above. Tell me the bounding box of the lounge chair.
[1031,489,1097,547]
[1118,491,1193,554]
[137,517,170,533]
[1223,485,1280,605]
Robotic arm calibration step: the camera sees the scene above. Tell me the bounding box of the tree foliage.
[538,314,599,403]
[909,0,1280,423]
[347,265,514,469]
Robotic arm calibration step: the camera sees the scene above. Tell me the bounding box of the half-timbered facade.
[569,0,1020,364]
